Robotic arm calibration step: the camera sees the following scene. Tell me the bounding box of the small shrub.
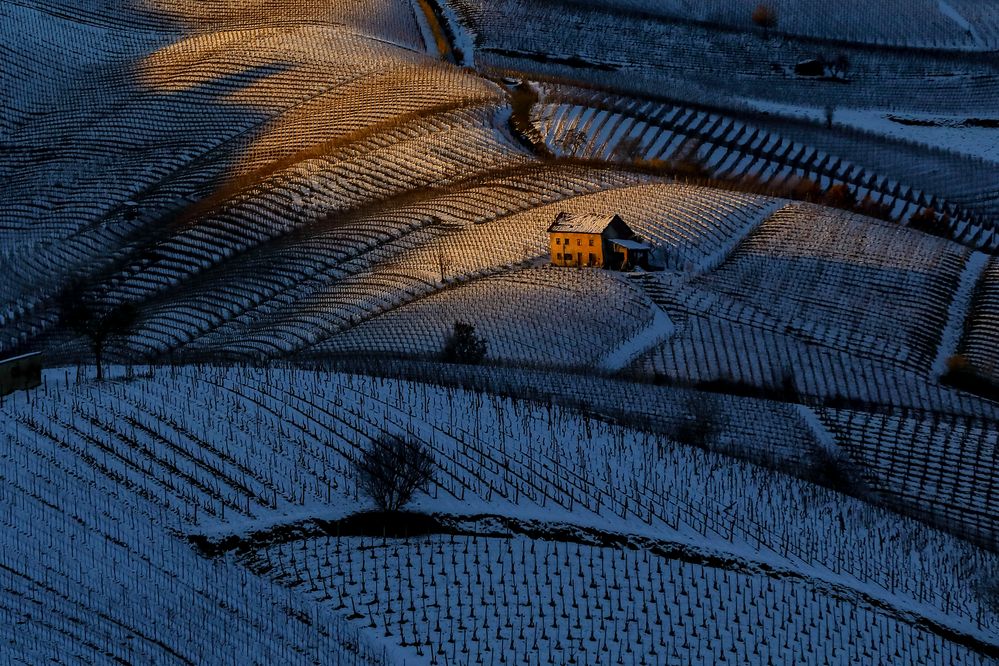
[353,435,435,512]
[857,194,893,221]
[616,136,646,161]
[908,207,951,237]
[808,447,863,495]
[788,177,822,201]
[940,356,999,402]
[822,183,856,209]
[946,354,972,375]
[443,321,487,365]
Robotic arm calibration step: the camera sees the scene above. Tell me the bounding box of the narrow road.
[412,0,457,64]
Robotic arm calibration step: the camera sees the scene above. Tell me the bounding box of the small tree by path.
[442,321,487,365]
[353,435,435,512]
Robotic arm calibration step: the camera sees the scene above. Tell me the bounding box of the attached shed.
[0,352,42,397]
[609,238,652,270]
[548,213,651,270]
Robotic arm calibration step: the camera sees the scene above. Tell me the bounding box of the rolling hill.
[1,0,998,662]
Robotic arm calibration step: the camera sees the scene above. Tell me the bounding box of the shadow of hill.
[0,0,453,352]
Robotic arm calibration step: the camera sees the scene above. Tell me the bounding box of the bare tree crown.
[354,435,435,512]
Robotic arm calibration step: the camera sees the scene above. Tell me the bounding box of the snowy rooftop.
[610,238,651,251]
[548,212,621,235]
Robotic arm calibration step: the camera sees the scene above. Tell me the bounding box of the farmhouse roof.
[547,212,621,235]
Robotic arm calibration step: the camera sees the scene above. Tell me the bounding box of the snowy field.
[1,0,998,661]
[1,367,996,663]
[742,99,999,164]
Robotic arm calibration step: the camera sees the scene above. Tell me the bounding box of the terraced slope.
[588,0,996,49]
[532,84,999,245]
[455,0,999,112]
[2,4,999,660]
[1,368,996,662]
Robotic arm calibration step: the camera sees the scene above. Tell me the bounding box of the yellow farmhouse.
[547,212,651,269]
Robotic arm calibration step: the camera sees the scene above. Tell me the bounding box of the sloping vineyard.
[816,407,999,549]
[2,367,995,661]
[250,531,989,665]
[316,268,655,367]
[694,204,970,371]
[532,85,999,248]
[457,0,999,113]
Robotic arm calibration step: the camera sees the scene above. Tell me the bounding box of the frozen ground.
[743,99,999,164]
[0,367,996,663]
[2,0,998,662]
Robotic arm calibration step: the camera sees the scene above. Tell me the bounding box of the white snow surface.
[0,365,996,663]
[743,98,999,163]
[933,250,990,377]
[599,299,675,370]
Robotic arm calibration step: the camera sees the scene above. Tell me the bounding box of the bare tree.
[436,244,451,283]
[561,129,588,156]
[58,285,137,382]
[56,249,160,381]
[353,435,435,512]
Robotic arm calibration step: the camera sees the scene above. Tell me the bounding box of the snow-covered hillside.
[2,0,998,661]
[1,367,996,662]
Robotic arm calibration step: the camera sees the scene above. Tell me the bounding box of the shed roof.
[548,212,620,235]
[610,238,652,251]
[0,352,42,365]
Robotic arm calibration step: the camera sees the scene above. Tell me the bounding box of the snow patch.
[742,98,999,164]
[599,303,675,371]
[408,0,438,56]
[937,0,985,48]
[437,0,477,67]
[794,404,843,461]
[932,251,990,377]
